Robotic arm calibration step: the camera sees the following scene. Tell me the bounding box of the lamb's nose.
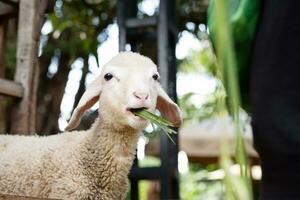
[133,91,149,101]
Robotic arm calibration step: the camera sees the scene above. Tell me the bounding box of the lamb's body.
[0,118,139,199]
[0,52,182,199]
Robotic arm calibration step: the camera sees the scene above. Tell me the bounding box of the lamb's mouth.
[127,107,148,116]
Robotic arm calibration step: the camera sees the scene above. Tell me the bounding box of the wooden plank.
[0,20,6,132]
[0,3,17,17]
[0,78,23,97]
[0,194,57,200]
[10,0,49,134]
[29,59,39,133]
[0,20,4,73]
[0,0,19,7]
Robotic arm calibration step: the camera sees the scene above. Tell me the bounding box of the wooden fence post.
[0,19,6,133]
[10,0,48,134]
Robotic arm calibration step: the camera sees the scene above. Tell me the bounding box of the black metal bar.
[117,0,126,51]
[125,16,157,28]
[127,30,157,42]
[129,166,161,180]
[130,157,139,200]
[158,0,179,199]
[130,181,138,200]
[167,1,179,197]
[117,0,179,198]
[117,1,141,200]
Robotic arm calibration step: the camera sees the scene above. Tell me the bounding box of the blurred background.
[0,0,260,199]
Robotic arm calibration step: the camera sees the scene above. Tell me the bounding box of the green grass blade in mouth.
[159,125,176,144]
[132,109,176,144]
[133,109,174,127]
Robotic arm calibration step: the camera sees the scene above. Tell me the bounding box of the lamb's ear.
[65,76,102,131]
[156,84,182,127]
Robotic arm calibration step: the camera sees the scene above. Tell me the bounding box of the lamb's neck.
[78,118,140,196]
[89,118,140,159]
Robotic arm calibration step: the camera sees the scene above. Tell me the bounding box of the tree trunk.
[35,45,53,133]
[36,52,71,135]
[72,55,89,111]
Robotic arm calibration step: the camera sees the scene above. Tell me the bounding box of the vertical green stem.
[211,0,253,199]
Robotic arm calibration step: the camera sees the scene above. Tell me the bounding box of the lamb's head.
[65,52,182,131]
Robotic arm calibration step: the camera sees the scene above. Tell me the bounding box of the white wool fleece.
[0,52,182,200]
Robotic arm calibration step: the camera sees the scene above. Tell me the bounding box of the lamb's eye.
[104,73,113,81]
[152,74,159,81]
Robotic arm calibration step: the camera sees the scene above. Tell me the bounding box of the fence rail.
[0,194,57,200]
[0,78,23,98]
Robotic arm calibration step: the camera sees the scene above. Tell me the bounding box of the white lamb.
[0,52,182,200]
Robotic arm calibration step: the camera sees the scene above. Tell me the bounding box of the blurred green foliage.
[178,39,226,123]
[179,45,217,75]
[181,171,223,200]
[179,89,225,123]
[44,0,116,61]
[208,0,260,111]
[3,26,17,80]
